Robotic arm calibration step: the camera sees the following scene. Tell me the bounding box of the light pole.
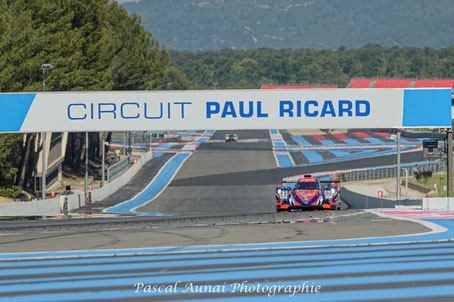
[123,131,126,155]
[101,134,107,188]
[40,64,53,201]
[128,131,132,155]
[149,131,153,158]
[41,63,53,91]
[85,132,89,201]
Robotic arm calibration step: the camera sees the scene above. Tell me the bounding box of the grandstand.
[347,78,454,89]
[261,85,337,89]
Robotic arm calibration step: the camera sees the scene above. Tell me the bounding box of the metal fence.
[338,161,446,182]
[107,156,130,183]
[110,131,182,153]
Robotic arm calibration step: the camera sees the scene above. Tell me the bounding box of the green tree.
[0,0,169,194]
[0,134,23,197]
[160,66,193,90]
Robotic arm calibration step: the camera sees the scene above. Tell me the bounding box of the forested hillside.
[123,0,454,51]
[0,0,168,92]
[0,0,168,196]
[169,44,454,89]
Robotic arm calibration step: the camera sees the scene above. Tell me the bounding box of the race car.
[225,134,238,142]
[275,174,341,211]
[322,181,341,210]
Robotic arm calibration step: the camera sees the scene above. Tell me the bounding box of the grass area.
[416,173,448,197]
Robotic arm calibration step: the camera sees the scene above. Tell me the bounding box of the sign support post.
[397,131,401,200]
[448,130,453,197]
[149,132,153,158]
[41,132,46,201]
[85,132,89,201]
[101,134,105,188]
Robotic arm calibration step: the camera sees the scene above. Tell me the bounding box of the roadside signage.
[378,191,384,198]
[0,88,451,132]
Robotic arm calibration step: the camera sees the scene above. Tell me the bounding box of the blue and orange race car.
[275,174,341,211]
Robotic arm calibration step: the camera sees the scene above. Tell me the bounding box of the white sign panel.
[0,88,451,132]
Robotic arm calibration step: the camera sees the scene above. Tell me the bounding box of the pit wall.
[343,188,454,211]
[0,151,155,217]
[341,187,422,210]
[423,198,454,210]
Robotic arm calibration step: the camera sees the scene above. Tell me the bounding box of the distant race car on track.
[225,134,238,142]
[275,174,341,211]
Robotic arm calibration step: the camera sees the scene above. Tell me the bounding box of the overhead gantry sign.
[0,88,451,133]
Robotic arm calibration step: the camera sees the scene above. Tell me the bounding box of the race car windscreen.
[282,182,296,189]
[295,181,319,190]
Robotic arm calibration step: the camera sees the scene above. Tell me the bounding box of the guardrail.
[107,156,130,183]
[337,161,445,182]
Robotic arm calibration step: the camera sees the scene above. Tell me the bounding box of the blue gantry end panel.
[402,89,452,127]
[0,93,36,132]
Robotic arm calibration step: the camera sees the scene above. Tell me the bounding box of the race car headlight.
[277,189,288,199]
[324,188,336,199]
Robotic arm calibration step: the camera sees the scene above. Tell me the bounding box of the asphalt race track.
[137,130,277,215]
[137,130,424,216]
[0,129,431,252]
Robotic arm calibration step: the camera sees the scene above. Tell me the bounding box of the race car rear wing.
[281,178,340,188]
[320,180,340,184]
[281,178,340,184]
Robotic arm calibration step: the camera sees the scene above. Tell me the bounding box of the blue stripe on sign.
[403,89,452,127]
[0,93,36,132]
